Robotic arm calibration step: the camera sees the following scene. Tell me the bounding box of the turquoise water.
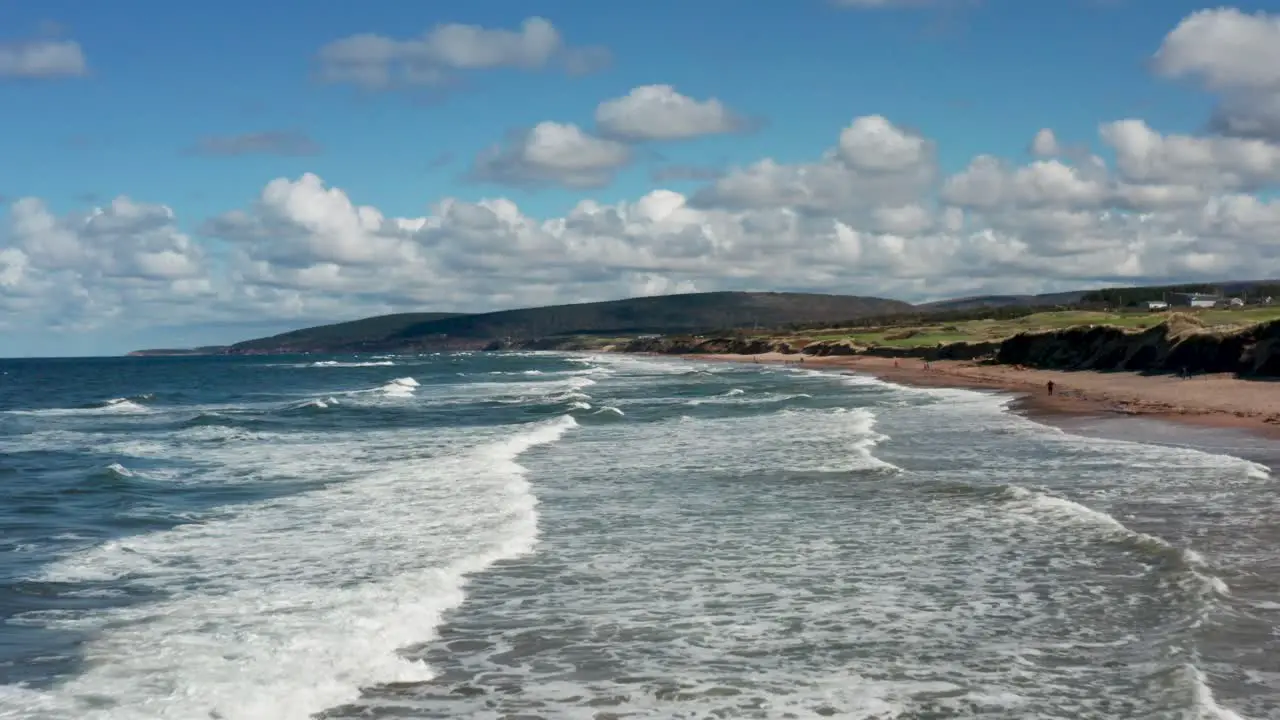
[0,352,1277,719]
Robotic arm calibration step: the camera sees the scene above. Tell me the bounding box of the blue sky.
[3,0,1280,356]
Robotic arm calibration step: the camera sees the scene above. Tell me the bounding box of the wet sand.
[692,353,1280,441]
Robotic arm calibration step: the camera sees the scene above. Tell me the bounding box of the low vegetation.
[789,306,1280,349]
[625,307,1280,377]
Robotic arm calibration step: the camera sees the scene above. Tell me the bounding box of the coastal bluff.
[619,315,1280,378]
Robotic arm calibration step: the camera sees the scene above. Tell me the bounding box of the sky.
[3,0,1280,356]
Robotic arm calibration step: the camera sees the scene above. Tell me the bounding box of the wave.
[686,391,814,408]
[20,415,579,720]
[102,462,133,479]
[308,360,396,368]
[989,484,1231,598]
[4,395,154,417]
[289,397,340,411]
[377,377,419,397]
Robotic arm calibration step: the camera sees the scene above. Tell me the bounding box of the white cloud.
[469,122,631,189]
[1153,8,1280,141]
[316,17,609,90]
[595,85,745,141]
[837,115,931,172]
[1100,118,1280,191]
[1153,8,1280,90]
[0,38,87,79]
[0,196,211,333]
[693,115,935,215]
[1031,128,1060,157]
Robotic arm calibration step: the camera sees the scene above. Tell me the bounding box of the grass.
[774,306,1280,349]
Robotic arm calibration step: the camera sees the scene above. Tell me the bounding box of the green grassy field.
[786,306,1280,349]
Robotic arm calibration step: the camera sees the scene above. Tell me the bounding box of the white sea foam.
[376,376,419,397]
[13,415,577,720]
[3,397,152,417]
[309,360,396,368]
[102,462,133,477]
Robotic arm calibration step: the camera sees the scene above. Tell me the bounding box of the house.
[1146,300,1169,311]
[1228,297,1245,307]
[1169,292,1221,308]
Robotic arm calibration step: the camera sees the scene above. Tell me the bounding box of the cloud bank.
[5,8,1280,349]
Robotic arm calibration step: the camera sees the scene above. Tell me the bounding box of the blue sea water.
[0,352,1278,719]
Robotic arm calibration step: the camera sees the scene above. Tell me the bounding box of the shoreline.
[682,352,1280,441]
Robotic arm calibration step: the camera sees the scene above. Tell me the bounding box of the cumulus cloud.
[1153,8,1280,140]
[193,111,1280,328]
[187,130,323,157]
[595,85,746,141]
[315,17,609,90]
[692,114,935,215]
[0,196,211,332]
[1030,128,1060,157]
[1099,118,1280,191]
[0,38,87,78]
[469,122,631,189]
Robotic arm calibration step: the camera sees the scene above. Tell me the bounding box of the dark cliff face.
[615,317,1280,378]
[996,318,1280,376]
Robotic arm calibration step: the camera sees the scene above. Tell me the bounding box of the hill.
[229,312,467,353]
[389,292,912,342]
[224,292,912,353]
[917,290,1088,312]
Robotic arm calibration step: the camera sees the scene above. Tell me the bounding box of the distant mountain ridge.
[211,291,912,354]
[127,280,1280,356]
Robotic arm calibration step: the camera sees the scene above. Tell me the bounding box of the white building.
[1170,292,1221,308]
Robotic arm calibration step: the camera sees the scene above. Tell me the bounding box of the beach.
[695,352,1280,440]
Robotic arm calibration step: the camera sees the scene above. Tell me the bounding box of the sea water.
[0,352,1277,719]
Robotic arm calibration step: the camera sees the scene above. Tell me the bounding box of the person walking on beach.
[1046,380,1055,396]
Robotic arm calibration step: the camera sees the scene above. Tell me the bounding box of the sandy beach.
[693,352,1280,440]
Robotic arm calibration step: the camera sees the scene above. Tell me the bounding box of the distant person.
[1047,380,1055,396]
[1179,366,1188,379]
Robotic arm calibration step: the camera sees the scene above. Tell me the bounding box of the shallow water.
[0,353,1276,719]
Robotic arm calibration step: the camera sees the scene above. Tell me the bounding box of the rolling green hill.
[224,292,912,353]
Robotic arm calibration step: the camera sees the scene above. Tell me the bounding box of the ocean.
[0,352,1277,720]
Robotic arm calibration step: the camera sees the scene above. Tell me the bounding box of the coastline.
[684,352,1280,442]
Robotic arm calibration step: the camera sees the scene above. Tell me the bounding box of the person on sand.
[1047,380,1055,396]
